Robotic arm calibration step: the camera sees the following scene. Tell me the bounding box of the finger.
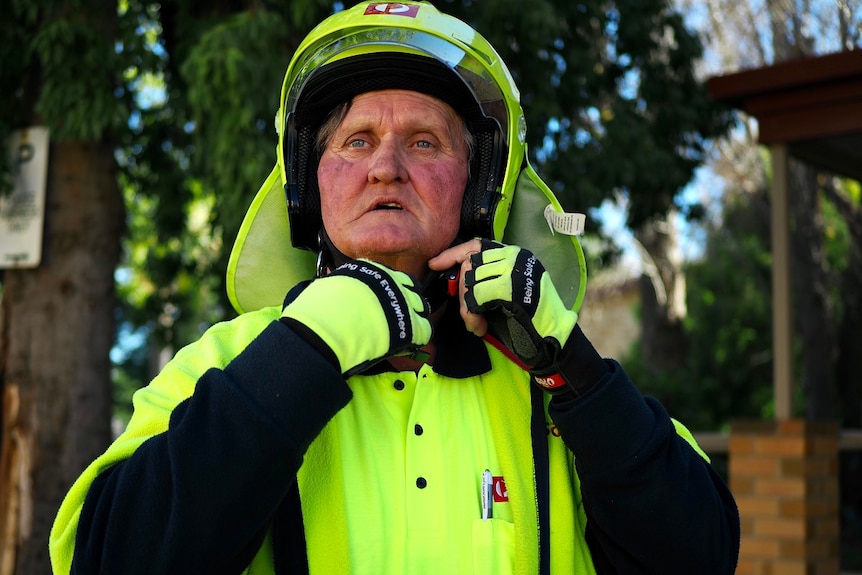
[470,256,514,284]
[471,275,513,309]
[428,238,483,271]
[461,303,488,337]
[459,259,488,336]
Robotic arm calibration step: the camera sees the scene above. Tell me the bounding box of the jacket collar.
[431,300,492,378]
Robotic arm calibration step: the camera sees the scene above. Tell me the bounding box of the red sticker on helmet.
[364,3,420,17]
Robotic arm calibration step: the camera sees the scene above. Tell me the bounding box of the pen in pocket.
[482,469,493,521]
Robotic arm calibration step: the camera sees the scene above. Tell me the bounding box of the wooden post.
[770,144,793,421]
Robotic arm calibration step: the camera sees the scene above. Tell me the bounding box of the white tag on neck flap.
[544,205,586,236]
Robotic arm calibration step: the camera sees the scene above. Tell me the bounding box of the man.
[50,2,740,574]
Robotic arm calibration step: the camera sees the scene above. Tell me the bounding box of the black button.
[416,477,427,489]
[414,424,423,436]
[393,380,405,390]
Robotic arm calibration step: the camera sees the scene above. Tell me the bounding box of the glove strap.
[485,326,611,397]
[482,332,568,392]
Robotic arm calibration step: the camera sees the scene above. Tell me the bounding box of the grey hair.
[315,101,352,154]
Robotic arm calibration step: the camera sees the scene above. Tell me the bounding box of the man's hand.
[430,239,579,392]
[464,239,578,369]
[281,259,432,376]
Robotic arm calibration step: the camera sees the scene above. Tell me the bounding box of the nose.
[367,136,408,184]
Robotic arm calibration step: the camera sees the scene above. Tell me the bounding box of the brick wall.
[730,419,840,575]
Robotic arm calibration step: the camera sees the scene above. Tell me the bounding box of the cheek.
[317,158,349,226]
[430,165,468,230]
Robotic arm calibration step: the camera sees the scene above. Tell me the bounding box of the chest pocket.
[472,518,515,575]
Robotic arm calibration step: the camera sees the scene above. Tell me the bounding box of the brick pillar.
[730,419,840,575]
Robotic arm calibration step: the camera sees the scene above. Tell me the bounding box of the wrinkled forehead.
[315,88,474,159]
[344,90,466,129]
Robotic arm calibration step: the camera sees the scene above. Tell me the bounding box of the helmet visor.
[282,27,509,144]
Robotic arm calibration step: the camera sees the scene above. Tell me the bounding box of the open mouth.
[374,202,403,211]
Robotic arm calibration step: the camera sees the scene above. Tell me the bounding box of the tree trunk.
[0,139,123,574]
[635,210,688,371]
[824,177,862,562]
[787,159,837,421]
[822,178,862,427]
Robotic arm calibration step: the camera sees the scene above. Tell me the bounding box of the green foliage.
[32,16,127,140]
[442,0,732,230]
[110,322,153,426]
[107,0,734,419]
[628,173,860,430]
[626,190,775,429]
[2,0,733,421]
[0,2,40,195]
[822,188,852,274]
[181,9,292,245]
[1,0,146,418]
[110,1,334,405]
[117,174,224,342]
[844,178,861,204]
[1,0,135,190]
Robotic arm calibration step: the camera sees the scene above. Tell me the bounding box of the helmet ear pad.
[460,125,504,241]
[285,121,323,252]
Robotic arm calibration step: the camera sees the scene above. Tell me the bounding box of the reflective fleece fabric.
[50,298,735,574]
[291,349,595,575]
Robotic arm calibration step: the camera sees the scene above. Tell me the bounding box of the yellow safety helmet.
[227,1,586,314]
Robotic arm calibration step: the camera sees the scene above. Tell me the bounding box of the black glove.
[464,240,579,393]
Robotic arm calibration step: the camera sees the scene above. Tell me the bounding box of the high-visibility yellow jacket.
[50,296,739,574]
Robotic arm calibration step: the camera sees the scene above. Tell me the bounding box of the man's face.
[317,89,470,279]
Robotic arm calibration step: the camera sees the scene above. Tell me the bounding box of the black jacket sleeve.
[71,320,352,574]
[549,333,740,575]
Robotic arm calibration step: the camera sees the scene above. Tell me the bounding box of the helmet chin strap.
[315,228,351,277]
